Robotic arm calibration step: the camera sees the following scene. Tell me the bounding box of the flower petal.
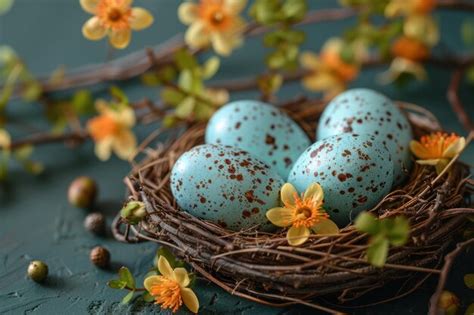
[181,287,199,313]
[130,7,154,30]
[303,183,323,203]
[157,256,174,279]
[281,183,298,208]
[302,72,341,91]
[312,219,339,235]
[224,0,247,14]
[178,2,199,25]
[185,22,210,49]
[115,107,136,127]
[109,29,131,49]
[300,52,321,69]
[173,268,190,287]
[266,207,294,227]
[95,137,114,161]
[0,129,11,149]
[144,275,161,292]
[112,129,137,160]
[80,0,99,14]
[211,32,234,56]
[410,140,432,159]
[82,17,107,41]
[443,137,465,158]
[416,159,440,165]
[286,226,310,246]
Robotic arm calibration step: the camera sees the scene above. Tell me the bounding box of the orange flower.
[87,100,136,161]
[80,0,154,49]
[385,0,436,17]
[144,256,199,314]
[266,183,339,246]
[178,0,247,56]
[410,132,466,174]
[391,36,429,62]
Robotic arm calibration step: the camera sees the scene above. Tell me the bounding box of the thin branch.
[447,69,474,132]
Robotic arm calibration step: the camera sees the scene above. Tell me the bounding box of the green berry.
[68,176,97,208]
[27,260,48,282]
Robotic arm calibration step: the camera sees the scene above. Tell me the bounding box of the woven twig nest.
[113,99,473,313]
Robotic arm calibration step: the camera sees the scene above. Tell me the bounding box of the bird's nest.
[113,98,473,314]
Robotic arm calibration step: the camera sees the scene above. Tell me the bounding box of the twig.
[447,69,474,132]
[428,238,474,315]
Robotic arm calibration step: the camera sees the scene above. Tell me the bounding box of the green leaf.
[174,49,198,70]
[355,212,380,235]
[162,115,178,128]
[464,274,474,289]
[194,102,215,121]
[161,88,185,106]
[281,0,307,22]
[107,279,127,290]
[110,86,128,104]
[118,267,135,289]
[462,21,474,46]
[466,303,474,315]
[142,291,155,303]
[13,144,33,160]
[121,291,134,304]
[0,0,14,15]
[201,56,220,79]
[175,97,195,119]
[386,216,410,246]
[21,160,44,175]
[367,236,389,267]
[466,65,474,85]
[141,72,161,86]
[21,81,42,102]
[72,90,94,115]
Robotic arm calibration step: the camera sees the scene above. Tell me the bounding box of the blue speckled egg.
[288,133,394,226]
[205,100,311,180]
[170,144,284,231]
[317,88,412,186]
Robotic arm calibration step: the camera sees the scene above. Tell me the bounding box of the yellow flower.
[80,0,154,49]
[403,14,439,47]
[266,183,339,246]
[144,256,199,314]
[178,0,247,56]
[300,38,361,100]
[86,100,137,161]
[410,132,466,174]
[385,0,436,17]
[0,129,11,150]
[379,57,427,84]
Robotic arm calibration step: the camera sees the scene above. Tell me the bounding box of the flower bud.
[28,260,48,282]
[68,176,97,208]
[120,201,146,225]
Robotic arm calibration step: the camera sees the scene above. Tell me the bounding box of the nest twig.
[113,98,473,314]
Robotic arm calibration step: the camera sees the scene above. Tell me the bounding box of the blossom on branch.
[80,0,154,49]
[86,100,137,161]
[178,0,247,56]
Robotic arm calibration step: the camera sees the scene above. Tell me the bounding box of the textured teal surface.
[0,1,473,314]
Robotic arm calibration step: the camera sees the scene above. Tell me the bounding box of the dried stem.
[447,69,474,132]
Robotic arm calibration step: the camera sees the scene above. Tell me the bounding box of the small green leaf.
[175,97,195,119]
[107,279,127,290]
[13,145,33,160]
[162,115,178,128]
[72,90,94,115]
[465,303,474,315]
[387,216,410,246]
[367,236,389,267]
[462,20,474,46]
[201,56,220,79]
[141,72,161,86]
[464,274,474,289]
[0,0,14,15]
[21,160,44,175]
[21,81,42,102]
[355,212,380,235]
[142,291,155,303]
[121,290,134,304]
[174,49,198,70]
[110,86,128,104]
[161,88,185,106]
[118,267,135,289]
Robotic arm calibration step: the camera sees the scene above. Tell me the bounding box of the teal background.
[0,0,473,314]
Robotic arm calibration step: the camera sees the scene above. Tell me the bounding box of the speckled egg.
[205,100,311,180]
[288,133,394,226]
[170,144,284,231]
[317,88,412,186]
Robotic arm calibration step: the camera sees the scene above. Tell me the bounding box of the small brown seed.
[90,246,110,268]
[68,176,97,208]
[84,212,106,235]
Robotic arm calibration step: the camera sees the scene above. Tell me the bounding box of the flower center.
[96,0,131,30]
[88,115,120,141]
[198,0,232,31]
[420,132,459,158]
[150,277,183,313]
[292,193,328,228]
